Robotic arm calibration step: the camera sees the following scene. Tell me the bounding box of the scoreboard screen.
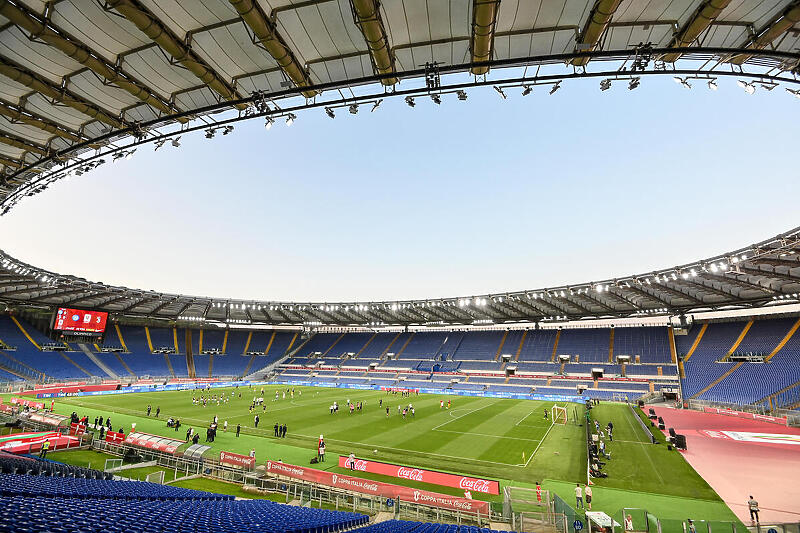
[52,308,108,335]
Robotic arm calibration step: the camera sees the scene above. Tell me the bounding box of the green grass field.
[49,386,586,488]
[1,386,743,525]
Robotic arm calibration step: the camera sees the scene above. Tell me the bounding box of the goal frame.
[551,405,568,425]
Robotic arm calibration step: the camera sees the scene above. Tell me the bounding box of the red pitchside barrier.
[219,451,255,469]
[702,407,787,426]
[337,456,500,495]
[266,461,490,514]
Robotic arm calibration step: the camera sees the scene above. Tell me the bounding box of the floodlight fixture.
[493,86,507,99]
[549,81,561,94]
[405,96,416,107]
[737,80,755,94]
[171,136,181,147]
[786,88,800,99]
[674,76,691,89]
[349,103,359,114]
[430,93,441,105]
[759,82,777,91]
[154,139,167,151]
[325,107,335,119]
[285,113,296,126]
[456,90,468,100]
[371,99,382,112]
[628,77,640,90]
[205,128,216,138]
[600,79,612,91]
[521,85,532,96]
[264,116,275,129]
[222,125,234,135]
[707,78,718,90]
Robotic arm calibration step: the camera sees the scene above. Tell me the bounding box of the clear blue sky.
[0,75,797,302]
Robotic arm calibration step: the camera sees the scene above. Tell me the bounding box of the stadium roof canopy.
[0,0,798,326]
[1,227,799,326]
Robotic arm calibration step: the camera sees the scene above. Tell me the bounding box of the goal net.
[551,406,568,425]
[103,458,122,472]
[145,471,165,485]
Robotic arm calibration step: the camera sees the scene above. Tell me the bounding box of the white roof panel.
[138,0,237,36]
[0,26,83,84]
[68,71,141,115]
[0,116,53,146]
[191,22,279,80]
[51,0,151,62]
[122,47,201,99]
[23,94,90,131]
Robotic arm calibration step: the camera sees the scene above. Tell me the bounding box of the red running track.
[652,406,800,524]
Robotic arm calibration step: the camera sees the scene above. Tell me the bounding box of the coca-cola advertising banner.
[703,407,787,426]
[220,450,255,469]
[265,461,490,514]
[337,457,499,495]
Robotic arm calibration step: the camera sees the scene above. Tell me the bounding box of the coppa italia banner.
[220,450,255,469]
[703,407,787,426]
[105,431,125,444]
[337,457,499,495]
[10,398,45,409]
[266,461,489,514]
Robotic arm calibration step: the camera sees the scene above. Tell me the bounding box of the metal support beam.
[469,0,500,75]
[0,130,47,155]
[730,1,800,64]
[0,0,181,120]
[0,155,22,168]
[108,0,246,108]
[228,0,316,97]
[350,0,397,85]
[661,0,734,63]
[0,57,125,129]
[572,0,625,66]
[0,100,83,143]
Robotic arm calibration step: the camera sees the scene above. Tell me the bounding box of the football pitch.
[53,385,587,487]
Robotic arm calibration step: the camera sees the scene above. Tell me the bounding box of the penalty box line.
[519,403,569,467]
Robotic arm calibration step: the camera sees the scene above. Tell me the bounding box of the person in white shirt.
[748,496,760,523]
[575,484,583,509]
[625,515,634,531]
[584,485,592,510]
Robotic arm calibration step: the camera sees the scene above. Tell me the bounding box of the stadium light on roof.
[285,113,296,126]
[628,77,640,90]
[737,80,756,94]
[493,86,507,99]
[325,107,335,119]
[707,79,718,91]
[222,126,234,135]
[371,99,382,112]
[349,103,359,114]
[599,79,612,91]
[171,137,181,148]
[405,96,415,107]
[786,88,800,98]
[549,81,561,94]
[456,90,467,101]
[264,116,274,129]
[674,76,691,89]
[521,85,533,96]
[154,139,167,151]
[430,93,441,105]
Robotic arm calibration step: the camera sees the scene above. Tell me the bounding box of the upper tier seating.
[613,327,670,363]
[399,332,449,359]
[517,330,557,361]
[556,328,610,362]
[453,331,504,360]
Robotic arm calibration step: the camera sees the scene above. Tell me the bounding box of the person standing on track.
[575,484,583,509]
[748,496,760,524]
[584,484,592,510]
